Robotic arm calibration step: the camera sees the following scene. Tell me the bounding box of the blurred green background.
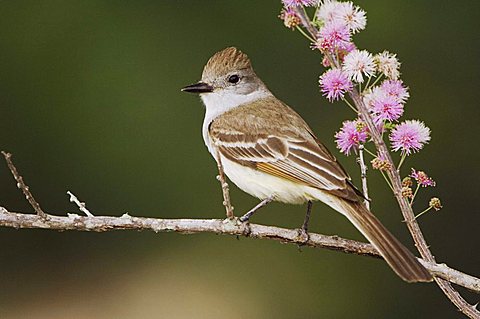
[1,1,479,318]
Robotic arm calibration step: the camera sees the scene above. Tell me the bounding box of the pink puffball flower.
[343,49,376,83]
[362,86,381,109]
[282,0,317,7]
[334,1,367,33]
[335,119,368,155]
[390,120,431,155]
[375,51,401,80]
[317,0,341,22]
[371,93,404,123]
[317,1,367,34]
[317,20,352,53]
[381,79,410,103]
[410,168,436,187]
[319,68,353,102]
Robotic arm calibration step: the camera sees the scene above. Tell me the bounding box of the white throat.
[201,88,272,155]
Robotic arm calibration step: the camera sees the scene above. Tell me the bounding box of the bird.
[181,46,432,283]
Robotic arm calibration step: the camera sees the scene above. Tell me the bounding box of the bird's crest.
[202,47,252,81]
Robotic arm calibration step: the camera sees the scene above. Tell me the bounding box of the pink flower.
[375,51,401,79]
[279,8,301,29]
[317,20,352,53]
[381,80,409,103]
[334,1,367,33]
[335,119,368,155]
[390,120,431,155]
[317,1,367,34]
[371,93,404,124]
[410,168,436,187]
[317,0,340,22]
[319,68,353,102]
[343,49,376,83]
[282,0,317,7]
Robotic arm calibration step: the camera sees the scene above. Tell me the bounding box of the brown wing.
[209,98,360,201]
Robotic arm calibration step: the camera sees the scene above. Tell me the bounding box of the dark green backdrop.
[1,1,478,318]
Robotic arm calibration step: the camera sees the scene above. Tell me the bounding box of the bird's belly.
[222,157,314,204]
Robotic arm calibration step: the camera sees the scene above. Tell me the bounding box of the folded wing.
[210,129,360,202]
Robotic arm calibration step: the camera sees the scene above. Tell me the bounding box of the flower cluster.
[279,0,441,212]
[371,155,392,171]
[410,169,436,187]
[429,197,442,211]
[404,169,441,216]
[314,1,366,62]
[334,119,368,155]
[305,1,431,156]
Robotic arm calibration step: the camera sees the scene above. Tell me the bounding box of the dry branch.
[1,151,46,218]
[0,208,478,293]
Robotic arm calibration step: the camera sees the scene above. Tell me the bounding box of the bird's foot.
[296,227,310,247]
[222,216,251,237]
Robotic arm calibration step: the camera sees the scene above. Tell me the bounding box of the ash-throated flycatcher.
[182,47,432,283]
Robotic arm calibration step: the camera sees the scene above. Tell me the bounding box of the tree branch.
[292,7,480,318]
[0,207,478,293]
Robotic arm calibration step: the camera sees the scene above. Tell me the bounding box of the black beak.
[181,82,214,94]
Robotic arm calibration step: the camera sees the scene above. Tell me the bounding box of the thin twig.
[357,145,370,209]
[67,191,94,217]
[0,208,478,293]
[1,151,47,218]
[214,148,234,219]
[292,8,480,318]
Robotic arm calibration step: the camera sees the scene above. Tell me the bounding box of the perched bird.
[182,47,432,283]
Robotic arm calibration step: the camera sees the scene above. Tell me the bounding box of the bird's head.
[182,47,270,110]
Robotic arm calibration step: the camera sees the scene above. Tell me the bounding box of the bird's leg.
[297,200,313,244]
[239,196,274,222]
[302,200,313,232]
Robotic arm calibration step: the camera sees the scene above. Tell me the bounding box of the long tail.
[336,199,432,282]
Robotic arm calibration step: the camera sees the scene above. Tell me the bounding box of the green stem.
[342,98,358,112]
[363,147,377,157]
[312,2,321,23]
[367,74,384,90]
[414,206,432,219]
[410,184,421,205]
[397,153,407,170]
[364,76,372,93]
[296,26,315,42]
[380,170,394,191]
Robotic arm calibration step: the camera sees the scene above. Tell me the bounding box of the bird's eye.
[227,74,240,84]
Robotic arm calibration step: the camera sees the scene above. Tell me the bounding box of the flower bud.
[279,8,301,29]
[401,186,413,198]
[402,176,413,187]
[371,157,392,171]
[429,197,442,211]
